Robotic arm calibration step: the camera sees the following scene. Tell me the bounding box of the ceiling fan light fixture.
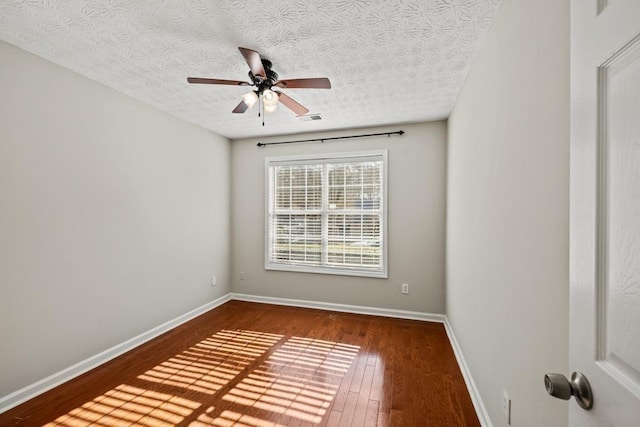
[187,47,330,122]
[242,91,258,108]
[262,89,279,107]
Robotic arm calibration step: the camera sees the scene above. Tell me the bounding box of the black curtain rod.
[257,130,405,147]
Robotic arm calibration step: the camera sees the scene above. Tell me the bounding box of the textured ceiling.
[0,0,502,139]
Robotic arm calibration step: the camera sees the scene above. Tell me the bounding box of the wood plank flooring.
[0,301,479,427]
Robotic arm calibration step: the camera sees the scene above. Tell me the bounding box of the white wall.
[446,0,569,426]
[231,122,447,313]
[0,41,231,396]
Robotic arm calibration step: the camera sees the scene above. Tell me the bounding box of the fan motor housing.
[248,58,278,91]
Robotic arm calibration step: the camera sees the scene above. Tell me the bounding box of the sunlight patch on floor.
[138,330,283,395]
[191,409,288,427]
[40,330,364,426]
[44,330,284,427]
[44,384,201,426]
[209,336,360,425]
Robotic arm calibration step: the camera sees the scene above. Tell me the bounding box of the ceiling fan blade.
[232,100,250,114]
[276,92,310,116]
[274,78,331,89]
[187,77,251,86]
[238,47,266,79]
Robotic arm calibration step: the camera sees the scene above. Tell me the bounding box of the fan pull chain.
[258,94,262,118]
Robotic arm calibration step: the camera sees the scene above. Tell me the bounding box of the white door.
[570,0,640,425]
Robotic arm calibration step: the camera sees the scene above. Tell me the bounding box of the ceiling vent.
[299,113,323,121]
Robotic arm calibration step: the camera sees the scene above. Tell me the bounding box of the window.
[265,150,387,278]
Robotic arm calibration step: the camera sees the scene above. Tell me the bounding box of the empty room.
[1,1,639,426]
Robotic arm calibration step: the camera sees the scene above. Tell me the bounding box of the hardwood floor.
[0,301,479,427]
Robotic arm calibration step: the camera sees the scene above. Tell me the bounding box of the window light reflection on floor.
[137,329,283,395]
[193,409,289,427]
[45,384,201,426]
[207,336,360,425]
[43,331,361,426]
[44,330,283,427]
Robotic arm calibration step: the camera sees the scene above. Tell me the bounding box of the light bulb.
[241,91,258,108]
[262,89,279,107]
[264,104,278,114]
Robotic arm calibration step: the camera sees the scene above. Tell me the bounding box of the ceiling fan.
[187,47,331,119]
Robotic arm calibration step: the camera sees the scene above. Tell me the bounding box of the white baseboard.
[444,318,493,427]
[230,293,446,323]
[0,293,231,414]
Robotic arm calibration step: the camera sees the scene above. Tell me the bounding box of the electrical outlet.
[502,390,511,425]
[211,275,217,287]
[401,283,409,294]
[240,271,245,281]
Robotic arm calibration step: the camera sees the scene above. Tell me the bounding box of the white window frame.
[265,150,388,278]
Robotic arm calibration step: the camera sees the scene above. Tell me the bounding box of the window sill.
[265,263,388,279]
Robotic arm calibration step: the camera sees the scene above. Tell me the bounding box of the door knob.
[544,371,593,410]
